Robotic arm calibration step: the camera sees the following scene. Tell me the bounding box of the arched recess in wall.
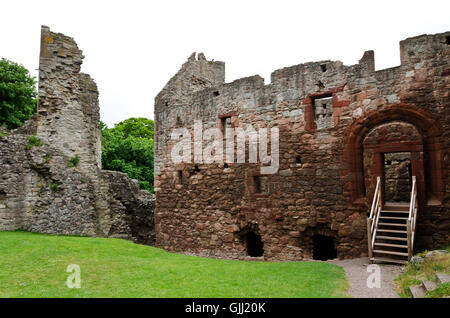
[363,121,424,204]
[343,103,445,206]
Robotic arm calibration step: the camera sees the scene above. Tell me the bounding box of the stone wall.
[0,26,155,244]
[154,32,450,260]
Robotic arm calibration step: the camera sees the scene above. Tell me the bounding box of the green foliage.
[110,117,154,139]
[101,119,154,192]
[0,58,37,129]
[49,183,60,192]
[67,155,80,168]
[25,135,41,150]
[0,231,349,297]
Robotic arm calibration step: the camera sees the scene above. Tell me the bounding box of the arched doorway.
[362,121,424,205]
[344,104,444,206]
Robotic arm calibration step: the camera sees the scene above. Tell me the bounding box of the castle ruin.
[0,26,448,263]
[0,26,155,244]
[154,32,450,261]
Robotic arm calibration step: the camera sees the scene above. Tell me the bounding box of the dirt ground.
[329,257,402,298]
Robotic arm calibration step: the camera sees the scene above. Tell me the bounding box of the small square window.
[253,175,269,194]
[313,96,333,129]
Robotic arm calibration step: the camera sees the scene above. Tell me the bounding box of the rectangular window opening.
[220,116,232,136]
[313,95,333,129]
[177,170,183,185]
[253,175,269,194]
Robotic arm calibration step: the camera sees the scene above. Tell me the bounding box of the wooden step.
[370,257,408,265]
[379,216,408,220]
[383,203,410,211]
[381,210,410,214]
[376,235,408,241]
[374,242,408,248]
[373,249,409,256]
[378,222,406,227]
[376,229,407,234]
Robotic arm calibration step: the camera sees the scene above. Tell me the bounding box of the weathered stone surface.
[436,273,450,284]
[422,280,437,292]
[0,26,155,244]
[154,31,450,261]
[425,250,448,258]
[410,256,424,267]
[409,285,426,298]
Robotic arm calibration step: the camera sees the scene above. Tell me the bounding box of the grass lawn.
[0,231,349,298]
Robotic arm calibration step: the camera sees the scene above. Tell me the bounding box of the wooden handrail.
[369,176,381,220]
[367,176,382,260]
[407,176,418,260]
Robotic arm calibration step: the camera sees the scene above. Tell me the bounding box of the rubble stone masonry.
[0,26,155,244]
[154,32,450,260]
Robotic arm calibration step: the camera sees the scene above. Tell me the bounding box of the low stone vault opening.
[313,234,337,261]
[245,232,264,257]
[237,224,264,257]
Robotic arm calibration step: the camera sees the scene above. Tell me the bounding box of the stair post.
[367,218,373,259]
[407,219,412,261]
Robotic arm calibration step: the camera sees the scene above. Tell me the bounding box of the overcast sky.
[1,0,449,127]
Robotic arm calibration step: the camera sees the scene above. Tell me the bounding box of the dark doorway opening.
[313,235,337,260]
[246,232,264,257]
[383,152,412,203]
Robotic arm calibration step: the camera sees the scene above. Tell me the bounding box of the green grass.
[394,246,450,298]
[426,283,450,298]
[0,231,348,298]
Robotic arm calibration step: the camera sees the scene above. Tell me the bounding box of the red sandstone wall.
[154,32,450,260]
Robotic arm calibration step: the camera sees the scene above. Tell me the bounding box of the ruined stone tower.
[37,26,101,173]
[0,26,155,244]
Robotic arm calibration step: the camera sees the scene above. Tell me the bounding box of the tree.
[111,117,154,139]
[0,58,37,129]
[101,119,154,193]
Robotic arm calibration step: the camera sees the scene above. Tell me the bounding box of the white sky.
[1,0,449,127]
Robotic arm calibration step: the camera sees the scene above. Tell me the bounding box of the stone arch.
[344,103,444,205]
[363,122,424,203]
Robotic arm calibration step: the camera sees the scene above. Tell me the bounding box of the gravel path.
[328,257,402,298]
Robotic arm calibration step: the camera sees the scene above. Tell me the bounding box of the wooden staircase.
[367,177,419,264]
[372,203,409,264]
